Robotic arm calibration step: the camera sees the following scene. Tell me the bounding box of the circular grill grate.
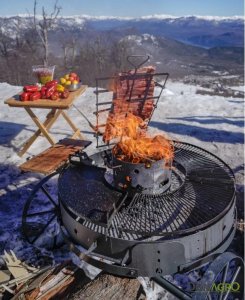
[58,142,235,241]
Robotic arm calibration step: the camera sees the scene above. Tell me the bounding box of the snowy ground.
[0,81,244,298]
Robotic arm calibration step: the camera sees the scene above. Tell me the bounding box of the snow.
[0,80,244,295]
[230,86,245,92]
[1,14,244,23]
[122,34,159,46]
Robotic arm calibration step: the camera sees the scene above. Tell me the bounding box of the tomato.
[20,92,31,101]
[61,90,69,99]
[45,80,58,88]
[50,91,59,101]
[40,86,47,98]
[46,85,56,98]
[29,92,41,101]
[23,85,39,93]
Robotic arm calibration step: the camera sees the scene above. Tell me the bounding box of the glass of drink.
[32,65,55,85]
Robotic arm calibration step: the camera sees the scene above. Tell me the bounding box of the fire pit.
[22,141,244,299]
[21,56,244,299]
[58,142,237,275]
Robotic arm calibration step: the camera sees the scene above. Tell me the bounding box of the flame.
[113,134,174,164]
[105,113,174,164]
[103,112,145,142]
[103,66,174,165]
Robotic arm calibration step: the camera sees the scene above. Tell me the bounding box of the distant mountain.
[0,15,243,83]
[118,34,244,77]
[77,15,244,48]
[0,14,244,48]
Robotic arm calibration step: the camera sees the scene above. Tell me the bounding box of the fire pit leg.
[152,276,192,300]
[22,172,62,249]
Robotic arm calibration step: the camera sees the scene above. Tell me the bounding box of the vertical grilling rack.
[94,55,169,148]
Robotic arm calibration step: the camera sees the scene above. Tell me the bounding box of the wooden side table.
[5,85,87,156]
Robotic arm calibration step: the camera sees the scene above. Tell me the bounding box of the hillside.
[0,14,244,86]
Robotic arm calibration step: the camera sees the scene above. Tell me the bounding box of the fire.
[113,134,174,164]
[104,112,174,165]
[103,113,145,142]
[103,66,174,165]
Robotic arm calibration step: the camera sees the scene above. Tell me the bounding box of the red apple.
[69,72,77,78]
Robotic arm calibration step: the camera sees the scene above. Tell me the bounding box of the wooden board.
[19,138,91,174]
[4,85,87,109]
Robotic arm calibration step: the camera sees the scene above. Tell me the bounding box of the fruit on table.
[60,72,80,87]
[70,72,77,78]
[60,77,66,84]
[20,92,31,101]
[23,85,39,93]
[43,80,70,100]
[30,91,41,101]
[45,80,58,88]
[50,91,60,101]
[20,85,41,101]
[56,84,65,92]
[61,90,69,99]
[40,86,47,98]
[65,80,72,86]
[46,85,56,98]
[19,79,70,102]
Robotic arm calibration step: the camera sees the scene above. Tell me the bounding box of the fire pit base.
[58,141,236,276]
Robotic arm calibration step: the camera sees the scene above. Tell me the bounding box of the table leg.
[61,111,84,139]
[18,109,60,157]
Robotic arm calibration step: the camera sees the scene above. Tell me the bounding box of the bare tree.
[110,39,132,71]
[60,36,77,69]
[33,0,61,66]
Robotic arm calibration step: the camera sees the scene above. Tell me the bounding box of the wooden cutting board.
[19,138,91,174]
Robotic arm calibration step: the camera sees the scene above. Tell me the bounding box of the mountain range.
[0,14,243,83]
[1,14,244,48]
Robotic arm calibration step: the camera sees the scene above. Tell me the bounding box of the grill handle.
[127,55,150,70]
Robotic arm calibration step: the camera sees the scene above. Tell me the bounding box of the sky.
[0,0,243,17]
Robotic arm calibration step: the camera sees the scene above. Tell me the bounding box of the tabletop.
[4,85,87,110]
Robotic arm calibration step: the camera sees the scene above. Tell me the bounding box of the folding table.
[4,85,87,156]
